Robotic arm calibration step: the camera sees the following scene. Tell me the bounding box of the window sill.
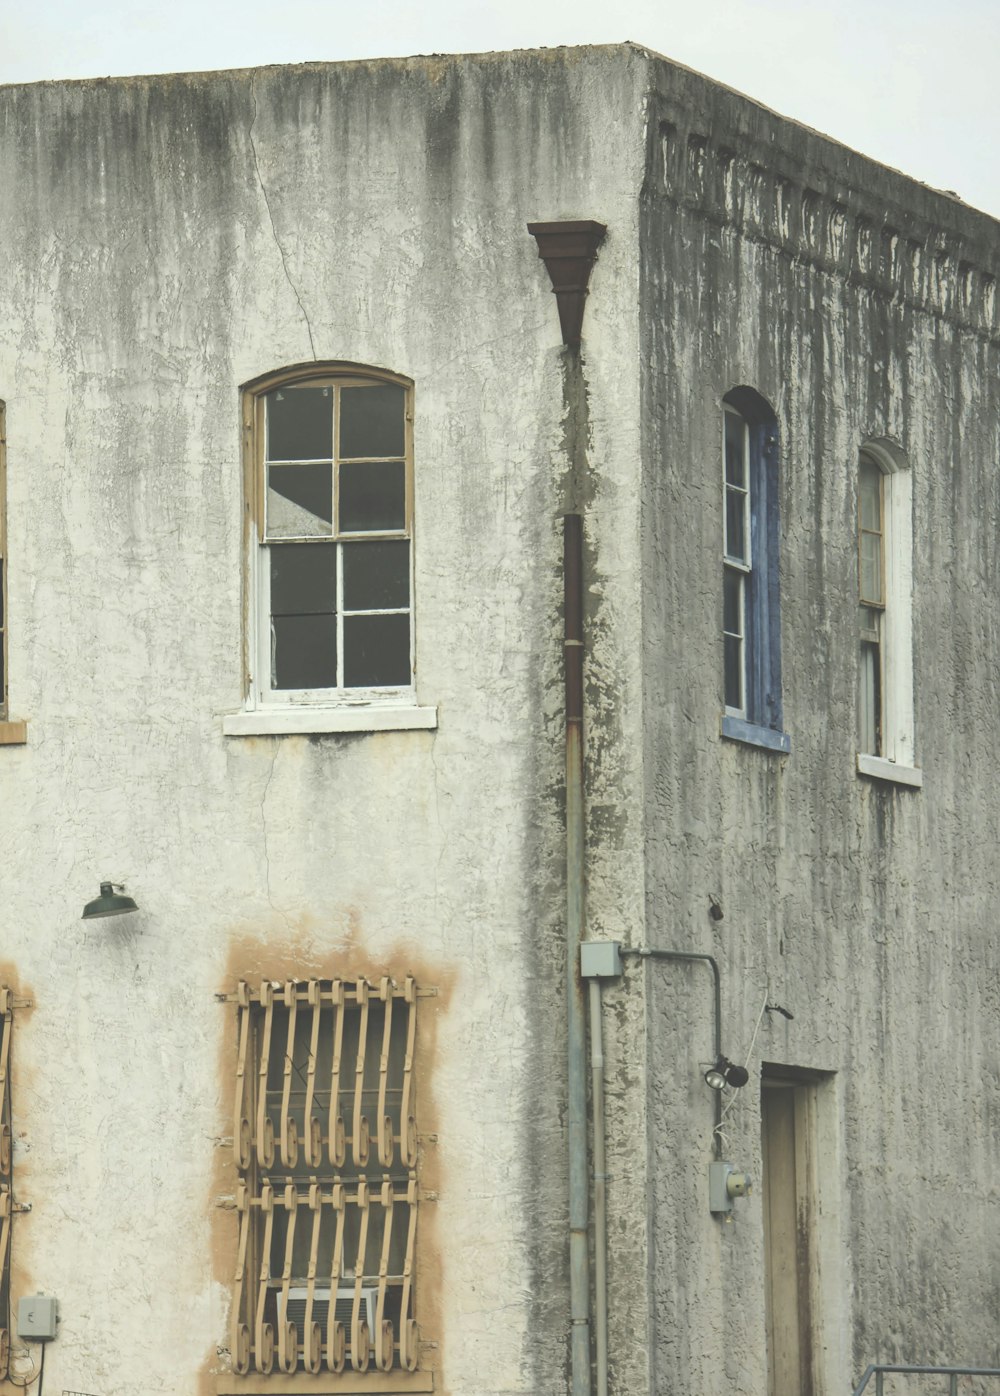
[0,720,27,746]
[222,706,438,737]
[721,715,790,754]
[857,753,922,788]
[216,1373,433,1393]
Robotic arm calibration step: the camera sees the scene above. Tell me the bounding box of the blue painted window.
[721,389,789,753]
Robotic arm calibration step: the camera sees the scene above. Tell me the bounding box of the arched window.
[721,388,788,752]
[225,365,436,736]
[856,440,920,785]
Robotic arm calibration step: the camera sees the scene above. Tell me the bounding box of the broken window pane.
[340,385,405,460]
[860,532,883,605]
[723,568,742,638]
[725,486,747,563]
[344,614,411,688]
[272,614,337,690]
[270,544,336,616]
[342,541,409,612]
[339,460,406,533]
[724,634,742,711]
[859,461,882,532]
[267,463,333,538]
[266,386,333,461]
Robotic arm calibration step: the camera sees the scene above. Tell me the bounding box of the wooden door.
[761,1077,818,1396]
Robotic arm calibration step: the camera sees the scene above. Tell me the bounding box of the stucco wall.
[4,40,995,1396]
[0,49,649,1396]
[637,51,1000,1395]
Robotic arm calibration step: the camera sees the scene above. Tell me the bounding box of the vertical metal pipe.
[950,1376,959,1396]
[564,513,592,1396]
[588,977,608,1396]
[875,1372,884,1396]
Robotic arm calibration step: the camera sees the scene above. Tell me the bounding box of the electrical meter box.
[17,1293,58,1340]
[709,1161,753,1214]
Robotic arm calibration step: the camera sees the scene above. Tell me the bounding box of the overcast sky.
[2,0,997,219]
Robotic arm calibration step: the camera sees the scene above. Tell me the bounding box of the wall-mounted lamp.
[81,882,139,921]
[704,1055,749,1090]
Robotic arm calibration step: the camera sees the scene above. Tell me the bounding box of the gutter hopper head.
[527,220,607,347]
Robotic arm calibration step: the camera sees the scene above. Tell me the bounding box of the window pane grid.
[339,455,406,463]
[858,455,886,754]
[858,456,885,606]
[723,565,745,714]
[341,610,410,617]
[723,409,751,567]
[859,635,882,755]
[257,375,414,698]
[722,407,752,717]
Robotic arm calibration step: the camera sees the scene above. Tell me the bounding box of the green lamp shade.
[82,882,139,920]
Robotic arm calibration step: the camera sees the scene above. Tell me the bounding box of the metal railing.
[853,1366,1000,1395]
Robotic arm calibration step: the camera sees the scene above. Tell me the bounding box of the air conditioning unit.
[279,1286,376,1348]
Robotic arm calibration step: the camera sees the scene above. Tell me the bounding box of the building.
[0,40,997,1396]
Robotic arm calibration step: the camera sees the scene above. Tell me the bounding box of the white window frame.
[856,440,920,787]
[224,364,436,737]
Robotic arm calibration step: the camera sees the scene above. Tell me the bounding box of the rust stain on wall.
[0,967,35,1396]
[206,922,453,1393]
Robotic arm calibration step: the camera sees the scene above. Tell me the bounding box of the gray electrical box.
[580,941,623,979]
[17,1293,58,1340]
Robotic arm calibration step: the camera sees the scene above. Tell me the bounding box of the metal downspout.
[564,513,592,1396]
[588,977,609,1396]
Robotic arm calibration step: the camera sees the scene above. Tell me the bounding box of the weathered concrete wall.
[0,48,651,1396]
[637,48,1000,1394]
[5,40,995,1396]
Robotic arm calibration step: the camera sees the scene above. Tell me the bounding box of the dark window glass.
[724,635,742,710]
[724,412,745,486]
[267,464,333,537]
[270,545,336,616]
[340,385,405,460]
[344,614,411,687]
[339,460,406,533]
[725,488,746,562]
[342,541,409,611]
[272,614,337,690]
[266,386,333,461]
[723,569,742,637]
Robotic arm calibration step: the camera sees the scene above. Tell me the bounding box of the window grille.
[227,977,425,1378]
[0,988,13,1379]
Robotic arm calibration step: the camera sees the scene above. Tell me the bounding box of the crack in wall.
[248,75,317,361]
[259,743,291,931]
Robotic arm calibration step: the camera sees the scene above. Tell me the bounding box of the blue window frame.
[721,388,789,754]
